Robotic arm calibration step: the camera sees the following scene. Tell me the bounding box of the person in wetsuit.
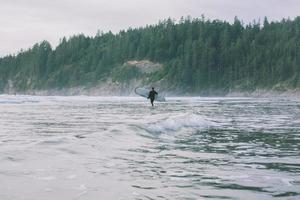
[148,87,158,106]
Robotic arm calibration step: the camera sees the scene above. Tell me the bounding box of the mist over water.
[0,95,299,200]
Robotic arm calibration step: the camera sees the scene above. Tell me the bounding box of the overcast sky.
[0,0,299,56]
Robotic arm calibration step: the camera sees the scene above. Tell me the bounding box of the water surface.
[0,95,299,200]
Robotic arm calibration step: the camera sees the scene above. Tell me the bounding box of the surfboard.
[134,87,166,102]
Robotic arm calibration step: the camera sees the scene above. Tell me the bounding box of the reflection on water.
[0,95,299,200]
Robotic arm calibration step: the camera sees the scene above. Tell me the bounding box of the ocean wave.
[145,114,216,133]
[0,95,40,104]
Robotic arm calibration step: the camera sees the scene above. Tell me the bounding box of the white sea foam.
[145,114,216,133]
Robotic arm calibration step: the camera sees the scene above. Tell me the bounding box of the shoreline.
[1,87,300,99]
[225,89,300,99]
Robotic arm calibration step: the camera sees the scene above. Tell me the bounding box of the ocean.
[0,95,299,200]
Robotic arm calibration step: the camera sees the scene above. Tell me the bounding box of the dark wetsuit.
[148,90,158,106]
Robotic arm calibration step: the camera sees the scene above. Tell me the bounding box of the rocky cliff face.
[124,60,163,74]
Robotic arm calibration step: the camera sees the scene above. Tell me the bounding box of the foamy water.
[0,95,299,200]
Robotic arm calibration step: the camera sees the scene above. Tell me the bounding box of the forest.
[0,16,299,94]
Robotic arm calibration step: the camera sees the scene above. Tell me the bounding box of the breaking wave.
[144,114,216,133]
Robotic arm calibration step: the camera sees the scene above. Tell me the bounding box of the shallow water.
[0,95,299,200]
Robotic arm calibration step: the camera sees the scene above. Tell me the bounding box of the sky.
[0,0,299,56]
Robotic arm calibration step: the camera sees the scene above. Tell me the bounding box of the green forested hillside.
[0,16,299,94]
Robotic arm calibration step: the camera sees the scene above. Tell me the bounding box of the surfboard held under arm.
[134,87,166,102]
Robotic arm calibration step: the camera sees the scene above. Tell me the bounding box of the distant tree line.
[0,16,299,93]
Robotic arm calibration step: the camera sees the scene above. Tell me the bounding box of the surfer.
[148,87,158,106]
